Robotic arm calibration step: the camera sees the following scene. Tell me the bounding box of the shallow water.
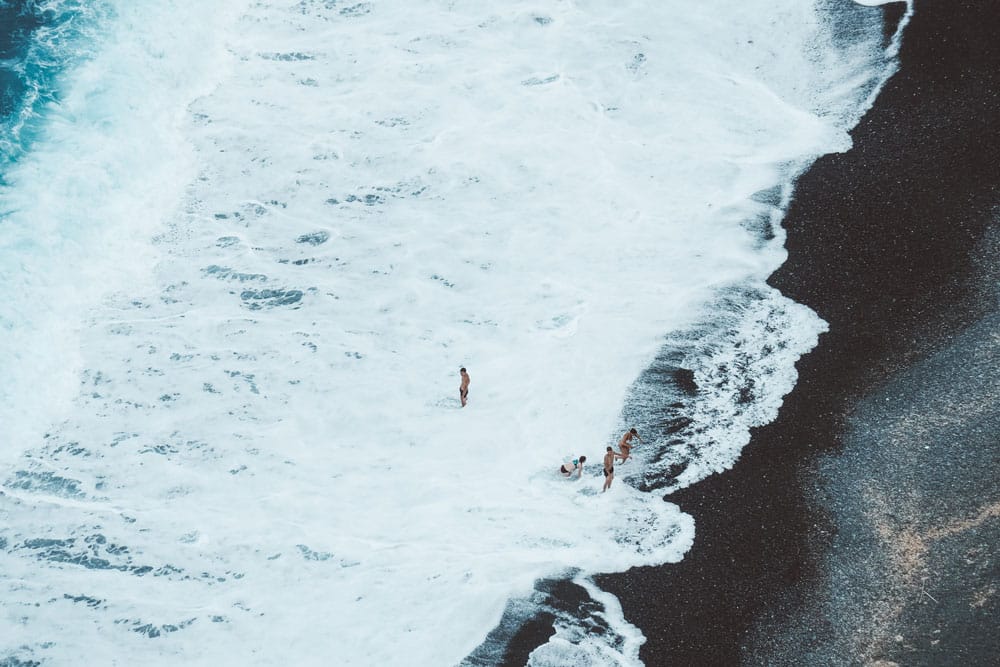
[0,1,905,664]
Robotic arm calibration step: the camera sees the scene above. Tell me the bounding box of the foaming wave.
[618,285,827,495]
[0,0,112,165]
[0,0,241,459]
[0,0,903,665]
[527,578,645,667]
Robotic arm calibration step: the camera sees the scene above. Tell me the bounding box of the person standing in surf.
[615,428,643,464]
[602,446,616,492]
[459,367,470,407]
[559,455,586,479]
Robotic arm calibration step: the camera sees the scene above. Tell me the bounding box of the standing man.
[602,446,616,492]
[459,367,470,407]
[616,428,643,463]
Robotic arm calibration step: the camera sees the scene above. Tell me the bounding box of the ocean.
[0,1,908,664]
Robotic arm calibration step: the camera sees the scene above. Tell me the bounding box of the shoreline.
[598,1,1000,664]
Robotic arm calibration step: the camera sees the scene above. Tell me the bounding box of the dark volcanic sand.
[749,303,1000,665]
[594,1,1000,666]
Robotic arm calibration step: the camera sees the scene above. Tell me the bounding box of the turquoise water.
[0,0,108,169]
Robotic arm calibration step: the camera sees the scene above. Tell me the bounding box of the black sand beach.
[472,2,1000,665]
[597,1,1000,665]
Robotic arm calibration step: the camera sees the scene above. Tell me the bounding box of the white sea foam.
[0,1,902,664]
[521,576,644,667]
[0,0,240,455]
[646,285,829,492]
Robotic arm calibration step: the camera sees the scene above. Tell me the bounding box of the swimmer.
[559,455,587,479]
[616,428,643,463]
[459,367,470,407]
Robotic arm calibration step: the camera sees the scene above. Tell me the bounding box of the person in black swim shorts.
[602,446,616,492]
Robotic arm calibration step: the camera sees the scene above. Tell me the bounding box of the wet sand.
[596,1,1000,664]
[749,308,1000,665]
